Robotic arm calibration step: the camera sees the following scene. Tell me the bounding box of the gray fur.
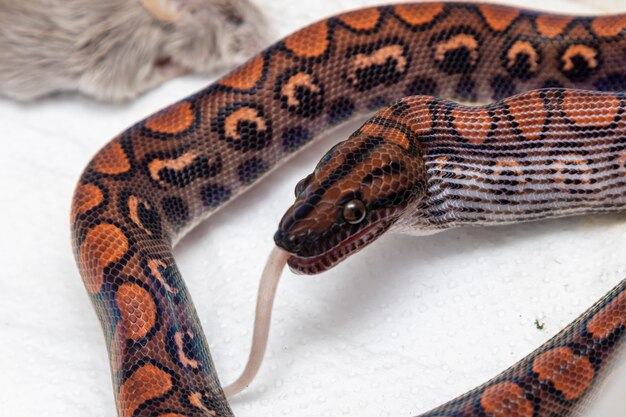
[0,0,269,101]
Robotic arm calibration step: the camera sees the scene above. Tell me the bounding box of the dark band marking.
[503,39,542,81]
[406,76,438,96]
[187,392,217,416]
[431,27,481,75]
[174,331,199,369]
[238,157,270,184]
[362,161,404,185]
[213,103,273,152]
[147,150,222,187]
[147,258,179,296]
[282,126,312,152]
[595,72,626,92]
[328,97,356,124]
[275,68,325,117]
[126,194,161,237]
[344,39,410,91]
[201,184,231,208]
[490,75,516,101]
[161,196,190,232]
[166,326,200,370]
[559,43,601,82]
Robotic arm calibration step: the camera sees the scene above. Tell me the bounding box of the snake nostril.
[273,230,298,252]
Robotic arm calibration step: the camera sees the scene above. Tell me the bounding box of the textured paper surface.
[1,0,626,416]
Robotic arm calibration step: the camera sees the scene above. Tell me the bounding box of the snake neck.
[393,89,626,234]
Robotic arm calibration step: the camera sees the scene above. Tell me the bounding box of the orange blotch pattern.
[507,92,546,140]
[118,364,173,417]
[535,15,573,38]
[452,107,492,144]
[405,97,434,136]
[338,7,381,30]
[218,55,265,90]
[587,290,626,339]
[480,382,533,417]
[80,223,129,293]
[385,128,410,150]
[478,4,520,31]
[145,102,194,135]
[591,15,626,38]
[360,122,410,150]
[92,141,131,175]
[115,283,157,341]
[394,3,444,27]
[284,21,329,58]
[532,347,595,400]
[562,93,620,127]
[72,183,104,220]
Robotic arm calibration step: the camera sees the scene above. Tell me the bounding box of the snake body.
[71,3,626,417]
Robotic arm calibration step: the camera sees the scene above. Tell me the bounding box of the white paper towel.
[1,1,626,416]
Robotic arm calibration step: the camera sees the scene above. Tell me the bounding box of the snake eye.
[343,199,366,224]
[294,174,313,198]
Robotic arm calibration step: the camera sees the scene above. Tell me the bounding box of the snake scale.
[71,3,626,416]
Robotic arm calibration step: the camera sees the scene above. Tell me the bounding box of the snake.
[71,2,626,417]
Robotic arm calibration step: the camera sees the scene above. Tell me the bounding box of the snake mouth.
[286,221,390,275]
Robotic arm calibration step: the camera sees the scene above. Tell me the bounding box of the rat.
[0,0,270,101]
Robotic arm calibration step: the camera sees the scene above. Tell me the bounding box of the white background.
[1,0,626,416]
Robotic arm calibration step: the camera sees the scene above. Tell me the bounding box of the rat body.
[0,0,269,101]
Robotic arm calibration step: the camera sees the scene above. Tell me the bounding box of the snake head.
[274,117,427,274]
